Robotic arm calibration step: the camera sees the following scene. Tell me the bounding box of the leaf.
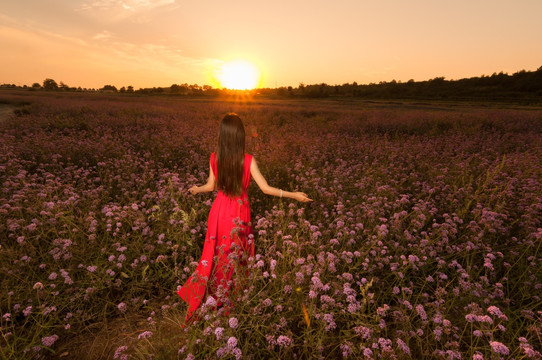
[302,303,310,328]
[142,265,149,278]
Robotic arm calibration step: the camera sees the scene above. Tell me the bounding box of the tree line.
[2,66,541,103]
[265,67,542,103]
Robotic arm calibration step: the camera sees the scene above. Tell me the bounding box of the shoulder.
[210,152,217,166]
[246,153,255,167]
[248,154,258,168]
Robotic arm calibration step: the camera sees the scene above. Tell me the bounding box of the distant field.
[1,90,541,359]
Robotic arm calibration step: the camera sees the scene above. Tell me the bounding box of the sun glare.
[215,60,261,90]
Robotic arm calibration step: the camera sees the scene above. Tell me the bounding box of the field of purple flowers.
[1,91,541,359]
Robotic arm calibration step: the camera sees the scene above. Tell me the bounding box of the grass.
[1,90,541,359]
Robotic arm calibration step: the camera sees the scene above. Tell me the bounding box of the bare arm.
[250,157,312,202]
[189,161,216,195]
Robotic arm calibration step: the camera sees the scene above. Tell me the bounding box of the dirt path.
[0,105,15,122]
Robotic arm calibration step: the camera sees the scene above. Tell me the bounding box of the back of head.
[217,113,245,197]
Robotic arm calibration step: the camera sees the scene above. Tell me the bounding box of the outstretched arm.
[250,157,312,202]
[189,161,216,195]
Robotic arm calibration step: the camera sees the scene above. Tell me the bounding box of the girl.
[177,113,311,325]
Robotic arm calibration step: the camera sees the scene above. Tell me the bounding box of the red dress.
[177,152,254,323]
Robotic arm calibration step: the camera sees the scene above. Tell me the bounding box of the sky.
[1,0,541,89]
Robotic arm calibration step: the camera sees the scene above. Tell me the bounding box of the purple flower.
[489,341,509,355]
[340,342,352,357]
[354,325,373,339]
[396,338,410,354]
[227,336,238,349]
[214,327,224,340]
[117,302,127,313]
[276,335,292,347]
[41,334,59,347]
[323,313,336,331]
[229,317,238,329]
[114,345,128,359]
[519,338,541,358]
[231,347,242,360]
[138,331,153,339]
[416,304,427,321]
[204,296,217,308]
[476,315,493,324]
[377,304,389,317]
[107,269,116,277]
[362,347,373,358]
[487,305,507,320]
[216,347,227,357]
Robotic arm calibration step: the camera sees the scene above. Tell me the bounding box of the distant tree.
[170,84,182,94]
[119,86,126,93]
[43,78,58,90]
[32,83,41,89]
[189,84,202,95]
[100,85,117,92]
[59,82,70,91]
[127,86,134,93]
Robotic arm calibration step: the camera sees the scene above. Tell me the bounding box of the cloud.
[76,1,176,23]
[78,0,176,18]
[92,30,112,40]
[0,21,218,88]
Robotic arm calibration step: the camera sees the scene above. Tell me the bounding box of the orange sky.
[1,0,541,89]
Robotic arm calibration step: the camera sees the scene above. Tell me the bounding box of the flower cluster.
[1,91,541,358]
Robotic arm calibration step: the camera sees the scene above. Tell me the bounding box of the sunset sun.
[215,60,261,90]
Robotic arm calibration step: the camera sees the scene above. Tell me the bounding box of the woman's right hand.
[294,192,312,202]
[188,186,198,195]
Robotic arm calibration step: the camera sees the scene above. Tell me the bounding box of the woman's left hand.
[188,186,198,195]
[294,192,312,202]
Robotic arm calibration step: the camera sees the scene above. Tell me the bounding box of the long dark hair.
[216,113,245,197]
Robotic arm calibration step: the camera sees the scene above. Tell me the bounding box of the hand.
[188,186,198,195]
[294,192,312,202]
